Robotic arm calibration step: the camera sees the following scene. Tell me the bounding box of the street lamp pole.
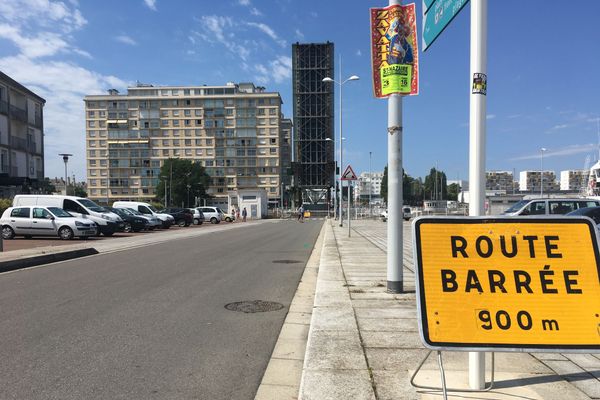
[58,154,72,195]
[540,147,547,197]
[369,151,372,218]
[323,64,359,229]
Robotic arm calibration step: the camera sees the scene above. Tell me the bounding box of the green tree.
[72,186,87,197]
[156,158,211,207]
[424,167,448,200]
[447,183,459,201]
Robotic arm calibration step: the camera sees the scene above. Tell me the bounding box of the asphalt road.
[0,219,323,400]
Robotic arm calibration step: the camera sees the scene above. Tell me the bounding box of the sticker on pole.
[412,216,600,352]
[341,165,357,181]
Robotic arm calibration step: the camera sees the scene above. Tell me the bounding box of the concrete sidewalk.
[298,220,599,400]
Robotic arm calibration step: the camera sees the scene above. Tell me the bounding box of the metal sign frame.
[341,165,357,181]
[412,215,600,353]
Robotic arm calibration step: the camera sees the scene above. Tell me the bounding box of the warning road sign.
[413,216,600,352]
[341,165,357,181]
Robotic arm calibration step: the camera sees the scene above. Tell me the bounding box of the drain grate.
[225,300,285,313]
[272,259,302,264]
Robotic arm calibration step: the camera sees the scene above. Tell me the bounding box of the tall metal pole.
[469,0,487,390]
[369,151,372,218]
[348,180,351,236]
[540,148,546,197]
[339,55,344,227]
[169,162,173,207]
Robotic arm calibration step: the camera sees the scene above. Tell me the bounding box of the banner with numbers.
[370,3,419,97]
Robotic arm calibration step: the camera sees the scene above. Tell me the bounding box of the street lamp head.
[541,147,547,152]
[347,75,360,81]
[322,77,334,83]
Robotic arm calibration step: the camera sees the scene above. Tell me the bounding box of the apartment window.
[88,130,97,137]
[195,109,202,116]
[89,169,97,176]
[184,89,190,95]
[172,89,179,95]
[269,128,277,135]
[173,140,180,146]
[196,119,202,126]
[99,140,107,146]
[269,108,277,115]
[89,150,96,157]
[226,109,234,116]
[162,149,169,156]
[195,149,202,156]
[89,140,96,147]
[88,111,95,117]
[88,121,96,128]
[185,149,192,156]
[161,110,168,117]
[206,139,213,145]
[258,128,266,135]
[258,138,267,145]
[184,110,191,117]
[162,140,169,146]
[173,110,179,116]
[161,90,169,96]
[258,108,265,116]
[100,159,107,167]
[173,120,180,126]
[99,111,106,117]
[195,139,202,145]
[152,150,159,156]
[270,138,277,144]
[185,139,191,146]
[173,129,180,136]
[269,118,277,125]
[161,120,168,126]
[89,160,97,166]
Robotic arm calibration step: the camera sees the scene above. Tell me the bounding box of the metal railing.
[9,104,27,123]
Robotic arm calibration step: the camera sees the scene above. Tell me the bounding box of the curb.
[0,248,99,274]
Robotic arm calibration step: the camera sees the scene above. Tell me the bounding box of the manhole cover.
[272,259,302,264]
[225,300,285,313]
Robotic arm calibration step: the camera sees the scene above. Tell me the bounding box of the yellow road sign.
[413,217,600,352]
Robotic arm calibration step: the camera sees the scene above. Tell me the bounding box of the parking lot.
[0,220,238,252]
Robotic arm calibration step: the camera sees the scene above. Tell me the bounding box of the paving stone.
[543,360,600,398]
[357,317,419,332]
[533,353,569,361]
[305,330,365,370]
[355,307,417,320]
[272,338,308,361]
[563,353,600,369]
[284,311,312,325]
[278,323,310,340]
[314,291,351,307]
[300,370,375,400]
[361,331,423,349]
[255,384,299,400]
[310,306,356,331]
[261,358,304,387]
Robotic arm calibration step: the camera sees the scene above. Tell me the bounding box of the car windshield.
[148,205,158,212]
[503,200,529,214]
[127,209,143,216]
[566,208,586,216]
[47,207,73,218]
[110,208,126,217]
[78,198,106,213]
[119,208,134,216]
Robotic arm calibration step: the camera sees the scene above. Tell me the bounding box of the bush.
[0,198,12,214]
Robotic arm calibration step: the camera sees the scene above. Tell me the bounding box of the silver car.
[198,206,223,224]
[1,206,97,240]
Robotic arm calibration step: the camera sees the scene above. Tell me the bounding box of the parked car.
[13,195,123,236]
[123,208,162,230]
[198,206,224,224]
[112,201,174,229]
[106,207,148,233]
[566,207,600,231]
[189,208,205,225]
[1,206,97,240]
[403,206,412,221]
[222,212,235,222]
[160,208,193,227]
[380,210,388,222]
[502,198,600,216]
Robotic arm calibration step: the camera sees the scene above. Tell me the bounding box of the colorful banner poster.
[370,3,419,98]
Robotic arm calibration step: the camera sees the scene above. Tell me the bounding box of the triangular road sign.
[341,165,357,180]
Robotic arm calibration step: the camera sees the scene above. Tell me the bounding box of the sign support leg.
[387,92,403,293]
[468,0,488,389]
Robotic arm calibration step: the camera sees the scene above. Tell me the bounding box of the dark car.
[107,207,148,233]
[160,208,193,227]
[566,206,600,228]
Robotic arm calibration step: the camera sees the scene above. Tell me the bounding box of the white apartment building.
[356,171,383,202]
[519,170,559,192]
[84,82,290,206]
[560,169,588,191]
[486,170,517,192]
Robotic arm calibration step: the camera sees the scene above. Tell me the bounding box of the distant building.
[0,71,45,196]
[560,169,588,191]
[356,171,383,203]
[486,170,517,192]
[519,170,559,192]
[84,82,290,207]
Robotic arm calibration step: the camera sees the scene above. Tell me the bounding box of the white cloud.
[295,29,304,40]
[510,144,597,161]
[356,49,362,56]
[246,22,286,47]
[115,35,138,46]
[250,7,262,16]
[254,55,292,84]
[143,0,157,11]
[193,16,251,61]
[486,114,496,120]
[0,0,87,33]
[549,124,569,130]
[0,24,69,58]
[238,0,250,5]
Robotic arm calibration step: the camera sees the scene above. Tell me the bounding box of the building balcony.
[0,99,8,115]
[9,104,28,123]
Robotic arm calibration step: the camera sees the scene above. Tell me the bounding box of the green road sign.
[423,0,437,14]
[422,0,469,51]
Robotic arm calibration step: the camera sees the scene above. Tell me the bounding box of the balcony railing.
[9,136,37,153]
[0,99,8,115]
[9,104,28,123]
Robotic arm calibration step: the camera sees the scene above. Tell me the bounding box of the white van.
[13,195,123,236]
[112,201,174,229]
[502,198,600,216]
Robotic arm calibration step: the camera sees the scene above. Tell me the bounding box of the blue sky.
[0,0,599,183]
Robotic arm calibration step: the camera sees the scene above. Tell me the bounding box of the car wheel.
[225,217,232,222]
[123,222,132,233]
[133,228,141,233]
[58,226,74,240]
[103,231,114,237]
[193,218,200,225]
[177,219,186,227]
[2,226,15,239]
[210,217,218,224]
